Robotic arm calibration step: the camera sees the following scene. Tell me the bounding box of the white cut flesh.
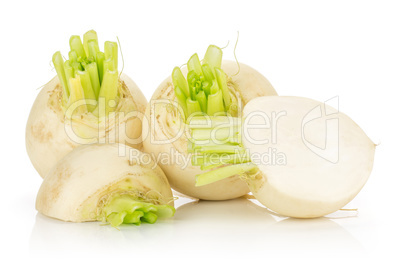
[242,96,375,218]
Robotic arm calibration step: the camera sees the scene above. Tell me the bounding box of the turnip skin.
[26,73,147,178]
[241,96,376,218]
[142,60,277,200]
[36,143,173,223]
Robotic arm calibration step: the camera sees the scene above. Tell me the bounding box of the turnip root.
[36,144,175,227]
[26,30,147,178]
[142,45,277,200]
[192,96,375,218]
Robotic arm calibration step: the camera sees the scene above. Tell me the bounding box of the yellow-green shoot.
[52,30,119,116]
[172,45,232,119]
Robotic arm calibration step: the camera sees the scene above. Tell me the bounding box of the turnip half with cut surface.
[192,96,375,218]
[36,144,175,227]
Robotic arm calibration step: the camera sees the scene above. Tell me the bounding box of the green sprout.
[52,30,119,116]
[172,45,232,119]
[101,195,175,227]
[188,115,258,182]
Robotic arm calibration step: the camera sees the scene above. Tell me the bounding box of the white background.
[1,0,401,260]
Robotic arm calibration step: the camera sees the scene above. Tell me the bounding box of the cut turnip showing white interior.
[36,143,175,227]
[243,96,375,218]
[193,96,375,218]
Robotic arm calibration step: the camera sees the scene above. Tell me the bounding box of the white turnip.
[192,96,375,218]
[26,30,147,178]
[142,45,277,200]
[36,143,175,227]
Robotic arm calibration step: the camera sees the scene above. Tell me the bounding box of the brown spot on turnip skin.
[154,82,173,100]
[157,84,169,99]
[47,84,65,121]
[174,135,188,155]
[31,121,53,143]
[121,80,145,112]
[166,84,174,98]
[50,164,72,200]
[128,159,136,166]
[166,88,173,97]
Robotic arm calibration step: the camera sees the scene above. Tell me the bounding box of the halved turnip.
[36,143,175,227]
[192,96,375,218]
[142,45,277,200]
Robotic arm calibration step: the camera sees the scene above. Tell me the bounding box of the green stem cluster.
[189,116,258,185]
[172,45,232,119]
[189,116,247,169]
[52,30,119,116]
[101,195,175,227]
